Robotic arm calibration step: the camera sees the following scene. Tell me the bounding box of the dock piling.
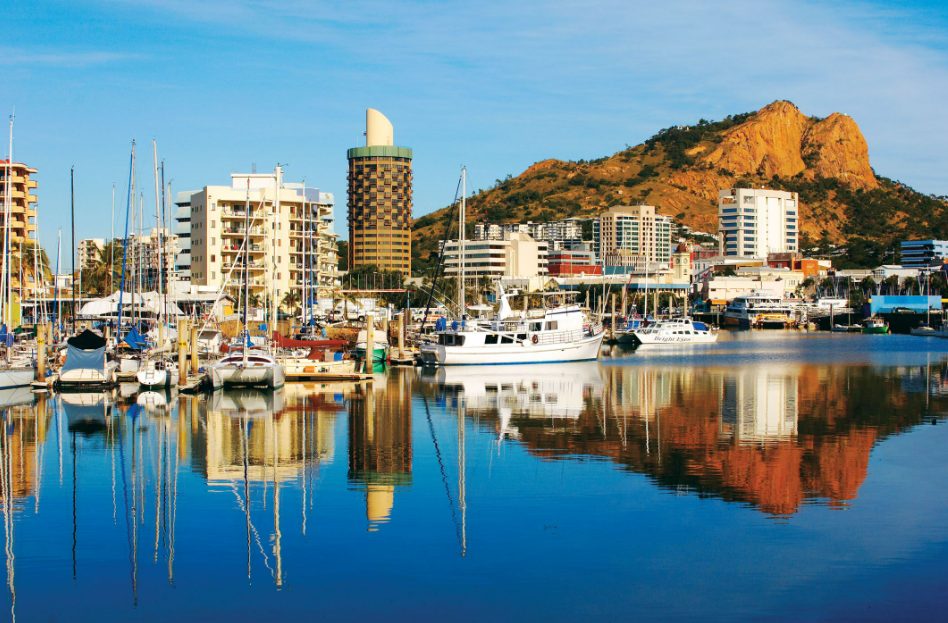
[365,314,375,374]
[189,322,199,376]
[36,323,46,381]
[177,319,188,385]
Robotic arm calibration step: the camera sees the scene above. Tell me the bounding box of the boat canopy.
[79,291,184,318]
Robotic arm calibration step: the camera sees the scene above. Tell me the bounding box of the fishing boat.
[419,291,604,366]
[724,292,798,329]
[57,329,116,390]
[862,316,890,334]
[631,317,718,345]
[354,327,389,363]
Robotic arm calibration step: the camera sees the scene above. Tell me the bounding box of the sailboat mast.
[1,113,12,331]
[117,141,135,340]
[110,184,115,294]
[302,181,307,328]
[152,140,165,346]
[55,229,61,338]
[459,166,466,319]
[242,180,251,365]
[70,166,77,335]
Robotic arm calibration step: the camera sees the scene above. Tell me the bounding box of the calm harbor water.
[2,332,948,621]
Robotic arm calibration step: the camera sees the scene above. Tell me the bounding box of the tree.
[281,290,301,314]
[883,275,900,295]
[903,276,919,296]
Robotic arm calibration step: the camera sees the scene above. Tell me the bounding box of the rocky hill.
[412,100,948,271]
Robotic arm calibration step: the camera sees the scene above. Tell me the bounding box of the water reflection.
[0,342,946,620]
[420,358,948,516]
[348,370,413,531]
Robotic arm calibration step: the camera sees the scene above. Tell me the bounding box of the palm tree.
[281,290,301,315]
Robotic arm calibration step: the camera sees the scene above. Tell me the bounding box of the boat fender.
[531,334,539,344]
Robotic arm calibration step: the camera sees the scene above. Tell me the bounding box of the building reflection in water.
[201,386,345,586]
[348,369,413,531]
[422,360,944,516]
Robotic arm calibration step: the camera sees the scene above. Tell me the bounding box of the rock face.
[803,113,878,189]
[701,101,810,178]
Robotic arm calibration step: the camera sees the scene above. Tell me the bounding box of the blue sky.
[5,0,948,253]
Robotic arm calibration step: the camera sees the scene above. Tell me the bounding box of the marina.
[0,332,946,620]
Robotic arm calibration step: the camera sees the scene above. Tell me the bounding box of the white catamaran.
[209,171,285,389]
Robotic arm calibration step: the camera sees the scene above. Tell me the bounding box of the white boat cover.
[79,291,184,318]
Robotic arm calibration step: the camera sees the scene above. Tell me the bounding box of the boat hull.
[419,332,604,366]
[57,368,116,391]
[632,332,718,345]
[137,368,171,388]
[210,362,285,389]
[0,367,35,390]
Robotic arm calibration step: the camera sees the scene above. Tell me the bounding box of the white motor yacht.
[419,292,604,366]
[631,317,718,345]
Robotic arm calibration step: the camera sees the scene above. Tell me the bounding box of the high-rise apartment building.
[188,167,337,307]
[1,159,39,295]
[78,238,105,270]
[593,205,672,272]
[718,188,799,258]
[347,109,412,275]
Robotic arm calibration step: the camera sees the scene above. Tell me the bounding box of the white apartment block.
[173,190,197,283]
[593,205,672,271]
[78,238,104,270]
[473,218,585,243]
[188,167,338,307]
[718,188,799,258]
[441,232,548,280]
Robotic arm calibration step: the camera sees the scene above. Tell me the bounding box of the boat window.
[546,321,558,330]
[517,334,527,342]
[501,335,514,344]
[485,334,498,345]
[530,322,542,332]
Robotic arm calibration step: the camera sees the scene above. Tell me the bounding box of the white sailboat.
[210,175,284,389]
[0,113,34,389]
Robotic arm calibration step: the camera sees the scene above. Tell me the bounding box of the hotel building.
[188,167,338,307]
[347,109,413,275]
[718,188,799,258]
[593,205,672,273]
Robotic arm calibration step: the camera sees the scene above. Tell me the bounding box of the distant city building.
[593,205,672,273]
[473,218,586,244]
[78,238,104,270]
[441,232,548,280]
[347,109,412,274]
[547,242,602,277]
[900,240,948,268]
[1,159,40,295]
[173,190,197,283]
[718,187,799,258]
[189,167,338,306]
